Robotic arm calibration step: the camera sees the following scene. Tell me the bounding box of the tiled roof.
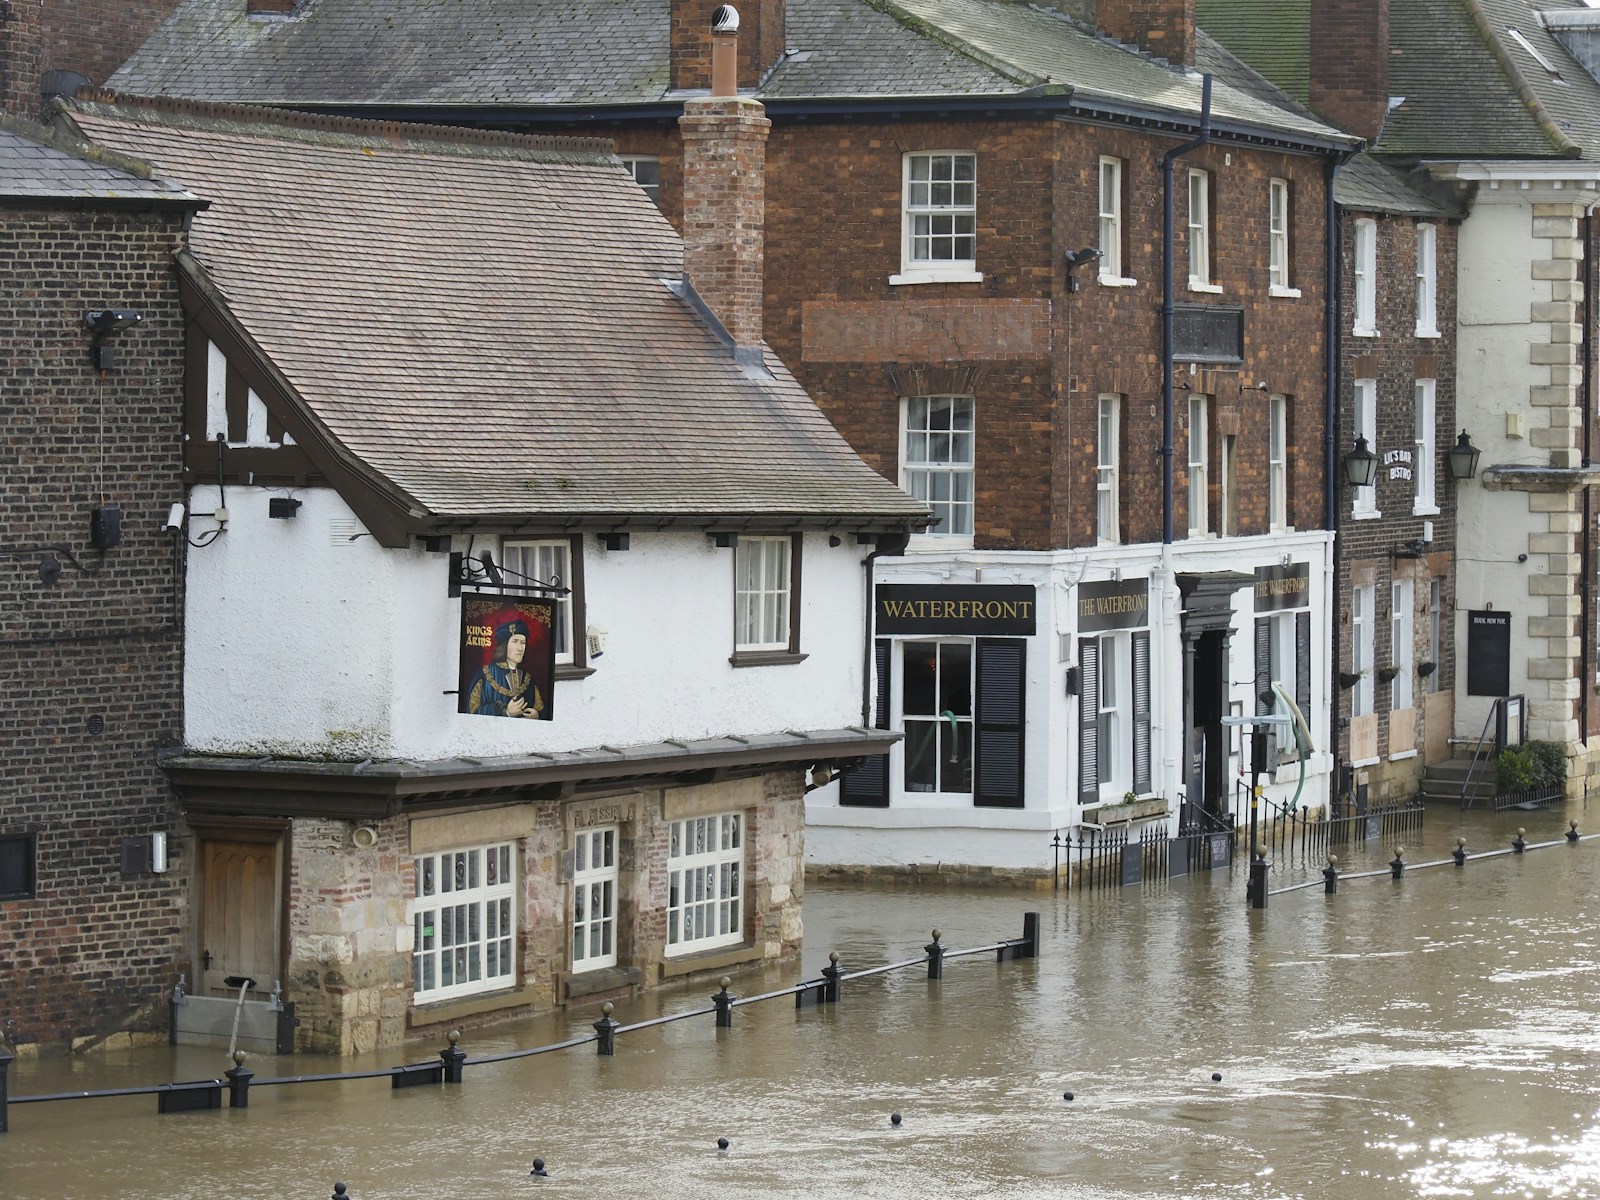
[1194,0,1309,102]
[1334,154,1461,218]
[62,97,927,527]
[1381,0,1600,160]
[0,113,198,203]
[110,0,1351,144]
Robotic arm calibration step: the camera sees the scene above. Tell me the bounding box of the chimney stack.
[247,0,297,12]
[1095,0,1196,67]
[1308,0,1389,142]
[671,0,787,92]
[679,6,771,351]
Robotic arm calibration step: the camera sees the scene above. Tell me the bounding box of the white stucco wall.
[183,486,872,759]
[807,530,1335,873]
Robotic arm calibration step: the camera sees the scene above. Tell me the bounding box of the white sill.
[1412,503,1441,517]
[1268,285,1303,299]
[1098,274,1138,288]
[889,268,984,286]
[1186,529,1211,539]
[1351,326,1378,338]
[903,533,974,553]
[1415,329,1442,339]
[1187,279,1224,294]
[1350,508,1383,521]
[1389,748,1419,761]
[1350,756,1381,768]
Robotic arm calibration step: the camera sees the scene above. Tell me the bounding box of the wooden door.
[200,836,282,997]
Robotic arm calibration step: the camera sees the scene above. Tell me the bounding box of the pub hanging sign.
[875,584,1037,636]
[1253,562,1309,613]
[458,592,556,720]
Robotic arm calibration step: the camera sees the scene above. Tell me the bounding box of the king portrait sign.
[459,592,556,720]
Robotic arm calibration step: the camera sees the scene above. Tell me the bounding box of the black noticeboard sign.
[875,584,1037,636]
[1077,578,1150,634]
[1466,610,1511,697]
[1253,562,1309,613]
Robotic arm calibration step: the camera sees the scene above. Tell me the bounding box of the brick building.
[0,116,202,1048]
[107,0,1363,880]
[1203,0,1600,797]
[0,0,183,117]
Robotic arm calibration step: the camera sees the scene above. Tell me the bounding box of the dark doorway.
[1178,572,1252,828]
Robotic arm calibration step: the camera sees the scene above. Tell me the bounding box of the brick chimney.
[1095,0,1196,67]
[0,0,187,119]
[671,0,787,92]
[678,10,771,351]
[1308,0,1389,142]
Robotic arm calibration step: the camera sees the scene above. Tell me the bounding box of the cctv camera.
[163,502,186,533]
[85,309,143,335]
[712,4,740,32]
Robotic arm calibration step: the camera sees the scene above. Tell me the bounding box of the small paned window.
[571,826,618,972]
[1098,157,1125,281]
[1097,394,1120,544]
[1353,218,1378,335]
[897,152,978,282]
[413,843,516,1003]
[1269,178,1296,294]
[1188,169,1214,289]
[1414,379,1437,513]
[1188,394,1210,537]
[1353,378,1378,517]
[1415,224,1439,336]
[502,538,581,666]
[1269,395,1288,531]
[903,395,975,538]
[620,156,662,205]
[1392,580,1415,713]
[734,535,796,653]
[666,813,744,954]
[1352,584,1376,718]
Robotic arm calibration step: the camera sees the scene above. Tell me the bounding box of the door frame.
[191,817,290,998]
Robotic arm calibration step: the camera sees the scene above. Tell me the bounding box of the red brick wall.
[1332,207,1460,767]
[671,0,786,92]
[1,0,184,117]
[1309,0,1389,142]
[1095,0,1196,65]
[0,204,190,1048]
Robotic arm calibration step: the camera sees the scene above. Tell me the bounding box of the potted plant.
[1337,668,1364,689]
[1376,664,1401,684]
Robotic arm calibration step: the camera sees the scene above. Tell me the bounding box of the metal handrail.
[1460,698,1502,810]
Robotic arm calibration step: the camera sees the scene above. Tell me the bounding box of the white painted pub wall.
[182,485,873,760]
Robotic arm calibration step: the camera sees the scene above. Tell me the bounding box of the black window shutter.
[1132,630,1152,796]
[1295,611,1312,729]
[840,638,892,807]
[974,637,1026,808]
[1255,616,1272,716]
[1078,638,1100,806]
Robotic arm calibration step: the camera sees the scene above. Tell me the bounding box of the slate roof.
[1334,154,1460,218]
[109,0,1352,146]
[0,113,198,204]
[61,97,927,528]
[1194,0,1309,103]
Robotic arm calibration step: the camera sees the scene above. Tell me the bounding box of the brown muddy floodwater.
[3,801,1599,1199]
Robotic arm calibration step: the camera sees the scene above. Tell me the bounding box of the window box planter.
[1082,797,1169,825]
[1376,664,1401,684]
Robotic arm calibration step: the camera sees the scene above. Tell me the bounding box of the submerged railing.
[0,912,1040,1135]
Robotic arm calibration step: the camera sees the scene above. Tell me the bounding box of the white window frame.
[1097,394,1120,544]
[619,155,661,205]
[1188,169,1219,291]
[1352,378,1378,518]
[1096,633,1131,801]
[1415,223,1439,337]
[1266,611,1301,759]
[1352,584,1376,718]
[1269,178,1300,297]
[900,638,974,797]
[734,535,793,653]
[666,813,744,955]
[1392,579,1414,713]
[501,538,577,666]
[1098,157,1133,285]
[571,826,619,972]
[1188,393,1210,537]
[893,151,982,285]
[1269,394,1288,531]
[1353,218,1378,336]
[412,843,516,1004]
[1414,378,1438,515]
[1428,579,1443,693]
[902,394,975,542]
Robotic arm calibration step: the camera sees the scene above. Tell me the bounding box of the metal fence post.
[440,1029,466,1084]
[1247,847,1269,909]
[1322,854,1339,894]
[0,1031,12,1134]
[1513,828,1527,855]
[593,1003,620,1055]
[1452,837,1467,867]
[331,1183,350,1199]
[1390,847,1406,878]
[1021,912,1040,959]
[821,952,843,1004]
[1569,820,1581,843]
[712,978,735,1028]
[225,1050,254,1108]
[925,929,945,980]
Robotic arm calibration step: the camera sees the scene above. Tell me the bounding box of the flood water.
[4,802,1598,1199]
